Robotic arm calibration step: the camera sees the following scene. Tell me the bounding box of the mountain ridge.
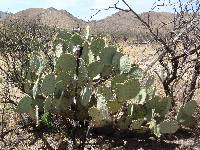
[0,8,175,41]
[0,11,13,20]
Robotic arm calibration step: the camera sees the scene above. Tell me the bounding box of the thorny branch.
[93,0,200,106]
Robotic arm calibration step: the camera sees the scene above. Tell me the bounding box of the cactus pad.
[41,73,56,97]
[90,38,105,56]
[16,96,33,113]
[88,61,104,79]
[99,46,116,65]
[56,53,76,74]
[115,79,140,101]
[160,120,179,134]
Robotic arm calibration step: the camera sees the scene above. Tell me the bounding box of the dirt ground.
[0,106,200,149]
[1,43,200,150]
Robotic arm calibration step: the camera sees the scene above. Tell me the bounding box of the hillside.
[90,11,174,42]
[0,11,12,20]
[6,8,86,29]
[2,8,175,41]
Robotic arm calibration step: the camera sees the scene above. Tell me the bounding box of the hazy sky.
[0,0,177,20]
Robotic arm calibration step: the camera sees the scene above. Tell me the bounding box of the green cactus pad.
[146,96,172,120]
[183,100,197,116]
[99,46,116,65]
[77,59,88,86]
[107,100,123,113]
[128,104,146,119]
[81,42,90,65]
[63,41,74,54]
[24,80,33,95]
[115,79,140,101]
[88,61,104,79]
[177,100,197,127]
[29,54,41,72]
[57,30,71,41]
[56,53,76,74]
[97,86,113,101]
[112,52,123,71]
[177,112,197,127]
[56,72,73,89]
[70,34,84,46]
[90,38,105,56]
[156,97,172,117]
[32,97,45,112]
[41,73,56,97]
[101,65,114,78]
[16,96,33,113]
[111,74,129,90]
[160,120,179,134]
[129,65,144,79]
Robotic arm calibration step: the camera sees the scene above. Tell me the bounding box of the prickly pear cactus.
[112,52,123,71]
[107,100,123,113]
[41,73,55,97]
[90,38,105,56]
[100,46,116,65]
[55,53,76,75]
[114,79,140,101]
[145,96,172,121]
[159,120,179,134]
[15,30,190,138]
[16,96,33,113]
[88,61,104,79]
[177,100,197,127]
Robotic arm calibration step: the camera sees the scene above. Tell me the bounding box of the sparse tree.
[98,0,200,107]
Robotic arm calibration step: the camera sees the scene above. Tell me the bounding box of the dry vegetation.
[1,0,200,149]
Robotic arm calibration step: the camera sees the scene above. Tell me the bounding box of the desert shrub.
[0,20,56,91]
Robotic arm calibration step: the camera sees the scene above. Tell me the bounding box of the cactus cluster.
[15,30,198,137]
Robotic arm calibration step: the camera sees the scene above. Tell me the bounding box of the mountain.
[0,11,12,20]
[2,8,176,41]
[7,8,86,29]
[90,11,174,42]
